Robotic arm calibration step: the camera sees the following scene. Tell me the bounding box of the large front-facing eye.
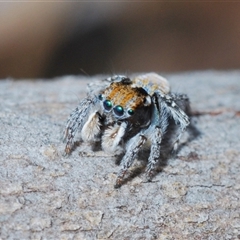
[103,100,113,111]
[113,105,124,116]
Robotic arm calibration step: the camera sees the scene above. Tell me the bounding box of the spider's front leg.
[115,133,147,188]
[146,126,163,181]
[63,97,97,155]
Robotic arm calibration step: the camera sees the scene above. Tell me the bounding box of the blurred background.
[1,2,240,79]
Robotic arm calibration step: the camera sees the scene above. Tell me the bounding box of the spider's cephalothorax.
[63,73,190,188]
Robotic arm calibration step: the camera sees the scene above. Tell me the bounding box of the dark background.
[1,2,240,79]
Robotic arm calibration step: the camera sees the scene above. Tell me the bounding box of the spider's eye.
[103,100,113,111]
[114,105,124,116]
[98,94,103,101]
[127,109,134,116]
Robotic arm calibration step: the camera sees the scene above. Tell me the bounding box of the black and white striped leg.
[115,133,146,188]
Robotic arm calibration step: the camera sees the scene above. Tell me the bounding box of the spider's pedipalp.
[81,111,102,142]
[101,121,127,155]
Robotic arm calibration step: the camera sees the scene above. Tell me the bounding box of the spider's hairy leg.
[144,96,168,181]
[115,133,147,188]
[145,126,163,180]
[159,92,190,152]
[63,97,96,155]
[172,93,191,114]
[169,93,191,152]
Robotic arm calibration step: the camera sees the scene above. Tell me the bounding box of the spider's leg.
[169,93,190,152]
[63,97,96,155]
[157,92,190,152]
[144,95,168,180]
[115,133,146,188]
[145,126,163,180]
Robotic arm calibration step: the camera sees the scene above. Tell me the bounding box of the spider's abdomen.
[132,72,170,95]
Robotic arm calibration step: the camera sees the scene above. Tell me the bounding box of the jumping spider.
[63,73,190,188]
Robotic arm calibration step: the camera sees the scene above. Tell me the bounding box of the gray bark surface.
[0,71,239,239]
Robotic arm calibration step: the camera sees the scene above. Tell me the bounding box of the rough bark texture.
[0,71,239,239]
